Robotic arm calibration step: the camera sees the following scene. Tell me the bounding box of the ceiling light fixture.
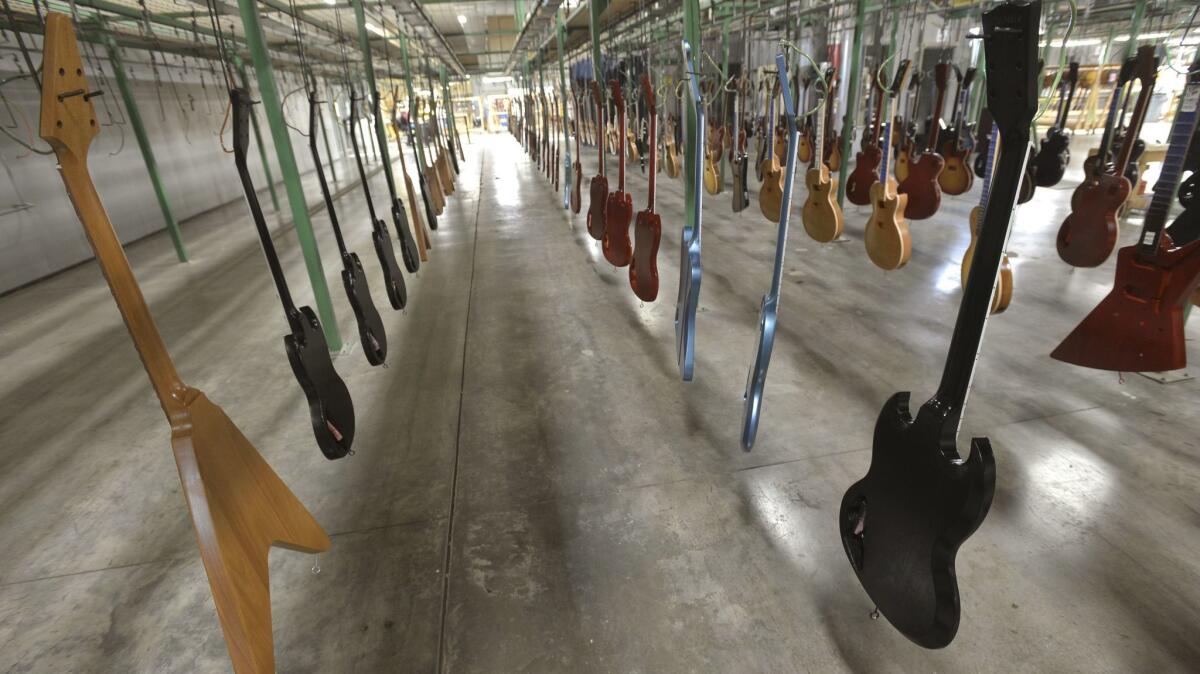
[458,15,467,24]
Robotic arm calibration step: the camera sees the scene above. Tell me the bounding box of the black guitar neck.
[308,95,348,257]
[349,91,382,224]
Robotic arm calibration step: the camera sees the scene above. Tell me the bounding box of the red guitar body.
[1052,237,1200,371]
[604,191,634,265]
[846,145,882,206]
[571,160,582,213]
[587,176,609,240]
[631,209,661,300]
[898,152,944,220]
[1056,174,1129,267]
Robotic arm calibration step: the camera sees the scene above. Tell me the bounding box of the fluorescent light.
[1114,31,1171,42]
[323,0,336,4]
[484,75,513,84]
[1039,38,1103,47]
[457,14,467,24]
[365,21,385,37]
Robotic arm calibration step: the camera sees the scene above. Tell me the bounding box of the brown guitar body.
[604,191,634,266]
[846,145,883,206]
[704,149,722,194]
[864,179,911,270]
[571,161,582,213]
[587,176,609,240]
[939,151,974,196]
[425,165,445,214]
[437,151,455,195]
[759,158,784,222]
[802,166,844,242]
[828,136,842,172]
[665,140,681,178]
[797,129,814,163]
[895,144,911,182]
[961,205,1013,313]
[774,130,787,167]
[1056,174,1129,267]
[897,151,944,220]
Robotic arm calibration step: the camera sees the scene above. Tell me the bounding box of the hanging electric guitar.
[430,96,455,196]
[741,54,804,450]
[1057,49,1153,268]
[1052,52,1200,373]
[406,102,438,230]
[759,80,785,223]
[391,96,431,260]
[802,69,844,243]
[1032,61,1079,186]
[587,80,609,241]
[308,94,387,364]
[571,87,583,213]
[732,77,750,212]
[417,99,446,216]
[39,17,331,673]
[960,126,1014,314]
[664,113,681,178]
[823,68,842,171]
[938,66,977,196]
[677,41,705,381]
[604,79,635,266]
[864,61,913,271]
[840,0,1038,648]
[847,68,887,206]
[349,90,407,311]
[371,90,419,274]
[898,62,948,220]
[797,73,814,163]
[234,88,356,458]
[631,73,661,302]
[704,96,723,195]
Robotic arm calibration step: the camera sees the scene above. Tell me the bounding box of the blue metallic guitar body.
[676,42,705,381]
[741,54,802,450]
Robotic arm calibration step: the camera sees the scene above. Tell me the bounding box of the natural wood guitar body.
[802,165,843,242]
[1056,174,1129,267]
[960,205,1013,313]
[759,158,784,222]
[704,150,722,195]
[797,130,813,163]
[895,145,911,182]
[864,179,912,270]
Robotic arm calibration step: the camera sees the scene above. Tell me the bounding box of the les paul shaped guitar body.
[898,152,944,220]
[939,153,974,196]
[864,180,912,270]
[1056,174,1129,267]
[759,160,784,222]
[960,206,1013,314]
[846,146,882,206]
[704,152,722,195]
[802,166,844,242]
[839,393,995,648]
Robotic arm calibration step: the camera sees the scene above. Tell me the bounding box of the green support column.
[236,63,281,214]
[556,8,570,210]
[399,34,429,176]
[683,0,700,231]
[104,35,187,263]
[440,65,457,158]
[235,0,341,350]
[589,0,605,86]
[1126,0,1148,59]
[836,0,866,208]
[351,0,401,205]
[719,18,730,185]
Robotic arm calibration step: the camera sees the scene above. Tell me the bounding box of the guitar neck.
[648,103,658,209]
[1115,74,1156,169]
[927,82,947,150]
[1094,82,1126,171]
[937,124,1029,412]
[308,98,348,257]
[1141,82,1199,253]
[770,56,799,298]
[978,126,1000,210]
[58,154,185,414]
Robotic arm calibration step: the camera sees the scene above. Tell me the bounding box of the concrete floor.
[1,132,1198,673]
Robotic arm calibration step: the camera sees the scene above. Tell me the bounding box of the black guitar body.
[418,169,439,231]
[732,153,749,212]
[1033,129,1069,186]
[840,393,996,648]
[284,306,356,460]
[1167,175,1200,245]
[391,199,420,273]
[341,252,387,365]
[448,140,461,175]
[973,149,988,178]
[372,219,408,310]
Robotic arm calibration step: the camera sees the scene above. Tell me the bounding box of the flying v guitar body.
[285,306,357,460]
[839,393,995,648]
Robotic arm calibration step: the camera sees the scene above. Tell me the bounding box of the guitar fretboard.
[1141,84,1200,252]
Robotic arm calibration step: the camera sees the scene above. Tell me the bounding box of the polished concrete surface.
[1,132,1198,673]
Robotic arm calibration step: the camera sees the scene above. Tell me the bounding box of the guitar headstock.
[889,60,912,98]
[962,67,977,90]
[908,70,924,91]
[39,13,99,161]
[952,64,963,85]
[934,62,951,91]
[608,79,624,107]
[982,0,1040,137]
[823,66,837,95]
[1117,56,1137,86]
[1131,44,1158,84]
[682,41,702,106]
[641,73,655,110]
[1066,61,1080,86]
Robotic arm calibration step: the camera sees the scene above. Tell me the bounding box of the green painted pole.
[104,35,187,262]
[836,0,866,209]
[237,63,281,213]
[683,0,700,231]
[235,0,341,350]
[557,8,570,210]
[1125,0,1148,60]
[351,0,403,206]
[719,18,730,185]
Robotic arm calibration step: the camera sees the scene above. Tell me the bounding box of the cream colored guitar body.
[802,165,844,243]
[864,178,912,270]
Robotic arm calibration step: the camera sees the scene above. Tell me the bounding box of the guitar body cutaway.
[846,146,883,206]
[285,306,356,460]
[898,152,945,220]
[341,253,387,365]
[1056,174,1129,267]
[864,179,912,270]
[759,161,784,223]
[960,206,1013,314]
[604,191,634,266]
[587,176,609,240]
[631,210,662,301]
[802,167,844,243]
[939,153,974,196]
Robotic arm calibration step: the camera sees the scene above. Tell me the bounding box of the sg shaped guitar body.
[802,165,844,243]
[284,306,357,460]
[1056,173,1130,267]
[631,209,662,301]
[372,219,408,310]
[587,175,610,241]
[341,252,387,365]
[846,145,883,206]
[864,180,912,271]
[570,160,583,213]
[604,190,634,266]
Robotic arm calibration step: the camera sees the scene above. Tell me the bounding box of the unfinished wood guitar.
[390,97,431,260]
[40,14,330,673]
